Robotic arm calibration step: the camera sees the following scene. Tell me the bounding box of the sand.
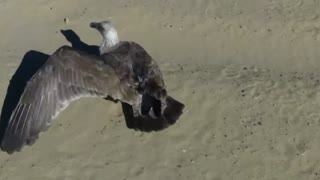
[1,0,320,179]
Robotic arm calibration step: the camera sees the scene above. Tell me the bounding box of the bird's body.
[0,20,184,154]
[90,21,170,117]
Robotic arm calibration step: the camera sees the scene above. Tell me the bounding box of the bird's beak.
[89,22,101,29]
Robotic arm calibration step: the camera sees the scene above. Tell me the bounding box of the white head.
[90,20,120,55]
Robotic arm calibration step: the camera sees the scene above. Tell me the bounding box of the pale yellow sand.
[1,0,320,179]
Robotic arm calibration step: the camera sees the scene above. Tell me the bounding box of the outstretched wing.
[1,46,117,153]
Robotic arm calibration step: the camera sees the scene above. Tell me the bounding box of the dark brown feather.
[1,46,134,153]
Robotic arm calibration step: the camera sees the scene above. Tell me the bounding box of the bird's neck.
[99,29,120,55]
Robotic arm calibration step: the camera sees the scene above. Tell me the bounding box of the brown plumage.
[1,22,184,154]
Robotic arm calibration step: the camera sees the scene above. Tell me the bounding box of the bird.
[89,20,184,119]
[0,21,184,154]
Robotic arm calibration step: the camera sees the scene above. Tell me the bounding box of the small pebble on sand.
[64,18,69,24]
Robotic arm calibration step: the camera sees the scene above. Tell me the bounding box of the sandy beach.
[1,0,320,179]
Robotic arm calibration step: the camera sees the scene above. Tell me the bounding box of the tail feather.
[163,96,184,124]
[141,94,162,117]
[122,95,184,132]
[141,94,154,116]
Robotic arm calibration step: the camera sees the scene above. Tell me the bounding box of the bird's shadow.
[0,29,172,143]
[60,30,100,56]
[0,51,49,143]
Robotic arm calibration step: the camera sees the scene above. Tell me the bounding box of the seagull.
[89,20,184,118]
[0,21,184,154]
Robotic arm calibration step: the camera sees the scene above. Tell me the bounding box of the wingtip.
[0,138,23,155]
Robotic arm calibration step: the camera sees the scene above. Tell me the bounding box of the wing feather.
[1,46,115,153]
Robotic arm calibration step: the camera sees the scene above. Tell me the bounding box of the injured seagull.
[0,22,184,154]
[0,46,142,154]
[89,20,184,119]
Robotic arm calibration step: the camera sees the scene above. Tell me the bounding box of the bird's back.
[102,41,166,99]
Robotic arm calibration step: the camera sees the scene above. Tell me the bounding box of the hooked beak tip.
[89,22,98,28]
